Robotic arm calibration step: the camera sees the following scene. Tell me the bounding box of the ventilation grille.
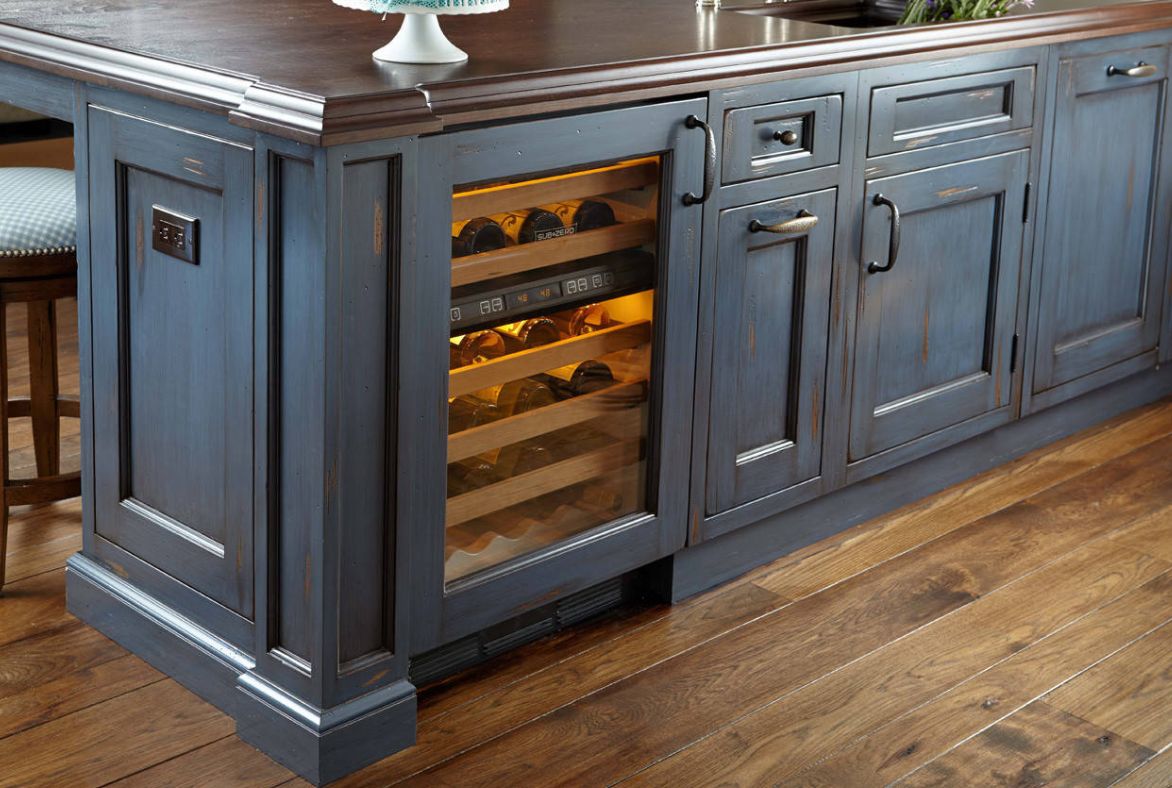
[409,576,626,687]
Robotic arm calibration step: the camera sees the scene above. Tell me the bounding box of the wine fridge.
[408,99,708,648]
[446,157,662,582]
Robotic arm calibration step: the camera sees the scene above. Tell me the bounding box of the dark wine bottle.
[494,318,561,351]
[447,457,497,496]
[549,304,613,337]
[540,360,616,398]
[451,217,507,258]
[448,395,501,434]
[493,209,569,244]
[546,199,617,233]
[477,378,557,418]
[450,330,506,368]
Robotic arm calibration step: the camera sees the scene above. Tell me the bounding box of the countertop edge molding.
[3,2,1172,142]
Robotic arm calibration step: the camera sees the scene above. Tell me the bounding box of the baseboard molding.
[67,554,417,786]
[657,364,1172,603]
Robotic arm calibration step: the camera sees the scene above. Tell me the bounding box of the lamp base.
[373,13,468,64]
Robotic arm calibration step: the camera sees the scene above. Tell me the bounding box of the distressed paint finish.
[850,150,1028,462]
[1031,42,1172,408]
[706,188,836,515]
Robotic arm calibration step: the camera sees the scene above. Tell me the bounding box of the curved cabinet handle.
[683,115,716,206]
[749,210,819,235]
[866,193,901,274]
[1107,62,1159,78]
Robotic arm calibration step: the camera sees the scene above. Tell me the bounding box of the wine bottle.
[492,209,569,244]
[447,457,497,496]
[545,199,617,233]
[451,217,507,258]
[450,330,506,368]
[540,360,616,398]
[495,441,556,478]
[494,318,561,351]
[476,378,557,418]
[549,304,613,337]
[448,395,501,434]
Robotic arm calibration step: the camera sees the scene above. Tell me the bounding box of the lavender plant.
[899,0,1034,24]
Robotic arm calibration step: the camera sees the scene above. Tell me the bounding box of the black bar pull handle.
[866,193,901,274]
[683,114,716,206]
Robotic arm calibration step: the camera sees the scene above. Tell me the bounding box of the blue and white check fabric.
[0,168,76,258]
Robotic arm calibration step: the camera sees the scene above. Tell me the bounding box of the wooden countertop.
[1,0,1171,144]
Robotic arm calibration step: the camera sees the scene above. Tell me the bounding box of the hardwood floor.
[0,301,1169,787]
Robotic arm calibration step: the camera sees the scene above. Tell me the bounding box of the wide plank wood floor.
[0,300,1170,787]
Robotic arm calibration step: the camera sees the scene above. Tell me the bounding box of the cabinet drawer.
[723,94,843,183]
[1068,45,1167,94]
[868,66,1035,156]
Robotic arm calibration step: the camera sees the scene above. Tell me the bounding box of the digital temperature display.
[448,253,652,333]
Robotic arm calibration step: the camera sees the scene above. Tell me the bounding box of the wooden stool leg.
[27,299,60,478]
[1,301,9,592]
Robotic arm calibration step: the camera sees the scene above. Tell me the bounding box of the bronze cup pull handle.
[866,193,902,274]
[1107,62,1158,78]
[749,210,819,235]
[683,115,717,206]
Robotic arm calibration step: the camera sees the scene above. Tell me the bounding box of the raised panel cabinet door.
[706,188,835,515]
[850,150,1028,461]
[88,108,255,619]
[1033,45,1172,395]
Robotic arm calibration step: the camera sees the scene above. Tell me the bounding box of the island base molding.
[66,364,1172,784]
[65,555,418,786]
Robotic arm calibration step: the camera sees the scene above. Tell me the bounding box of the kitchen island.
[1,0,1170,783]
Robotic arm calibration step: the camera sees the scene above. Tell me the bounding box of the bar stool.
[0,167,81,591]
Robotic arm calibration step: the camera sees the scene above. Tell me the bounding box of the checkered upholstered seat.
[0,168,76,258]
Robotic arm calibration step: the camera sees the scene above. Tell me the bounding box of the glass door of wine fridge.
[446,158,660,583]
[408,99,708,650]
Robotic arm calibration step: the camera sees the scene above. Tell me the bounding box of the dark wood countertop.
[2,0,1171,144]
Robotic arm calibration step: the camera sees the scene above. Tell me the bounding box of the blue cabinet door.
[87,108,256,630]
[850,151,1028,463]
[1031,44,1172,405]
[705,188,835,514]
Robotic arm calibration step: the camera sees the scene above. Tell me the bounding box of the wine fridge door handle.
[1107,62,1159,78]
[866,193,901,274]
[683,114,716,206]
[749,210,819,235]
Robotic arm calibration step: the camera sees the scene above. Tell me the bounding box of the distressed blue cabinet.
[705,188,835,515]
[1028,41,1172,410]
[849,151,1029,465]
[87,107,258,641]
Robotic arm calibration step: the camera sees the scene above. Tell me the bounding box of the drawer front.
[723,94,843,183]
[868,66,1035,157]
[1068,45,1168,94]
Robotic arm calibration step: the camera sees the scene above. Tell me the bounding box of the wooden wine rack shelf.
[446,437,644,528]
[447,381,648,463]
[451,158,659,223]
[448,320,652,398]
[451,219,656,288]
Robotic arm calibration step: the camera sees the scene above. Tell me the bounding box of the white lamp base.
[373,13,468,64]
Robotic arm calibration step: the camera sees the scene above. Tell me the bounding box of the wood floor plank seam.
[1109,742,1172,787]
[892,623,1172,787]
[0,672,171,744]
[399,439,1172,785]
[94,732,239,788]
[607,553,1172,787]
[794,608,1172,785]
